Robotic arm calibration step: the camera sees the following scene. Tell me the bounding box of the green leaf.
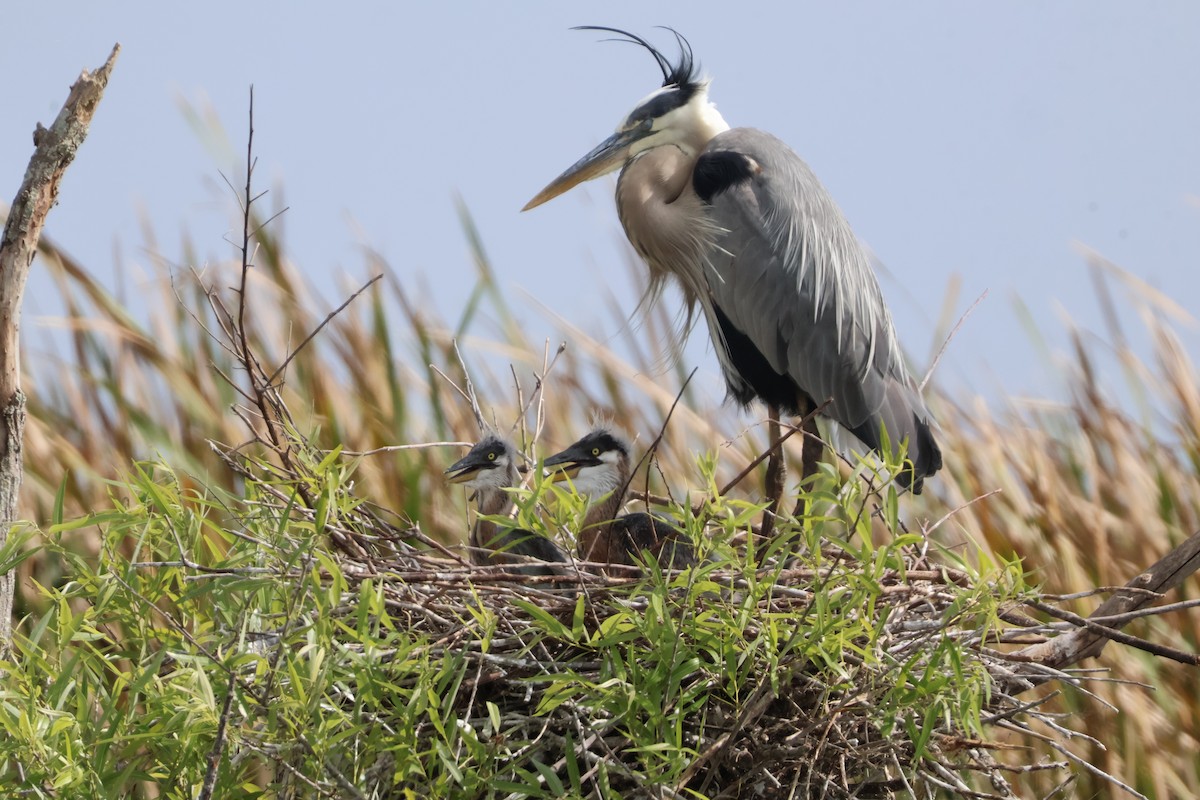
[532,757,565,796]
[0,524,41,574]
[513,599,575,642]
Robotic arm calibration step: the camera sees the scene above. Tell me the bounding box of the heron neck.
[470,475,517,557]
[692,98,730,147]
[584,486,625,529]
[616,146,715,310]
[578,485,625,560]
[622,145,694,204]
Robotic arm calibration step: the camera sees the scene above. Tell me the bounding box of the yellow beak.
[522,127,643,211]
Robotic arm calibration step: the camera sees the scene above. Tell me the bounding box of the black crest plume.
[573,26,700,89]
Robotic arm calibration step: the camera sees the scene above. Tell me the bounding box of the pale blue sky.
[4,3,1198,410]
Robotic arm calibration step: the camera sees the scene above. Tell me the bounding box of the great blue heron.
[544,427,697,570]
[445,435,570,575]
[524,27,942,502]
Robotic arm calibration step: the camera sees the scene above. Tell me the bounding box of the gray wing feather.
[700,128,930,438]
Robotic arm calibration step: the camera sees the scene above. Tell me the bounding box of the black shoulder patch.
[693,151,758,204]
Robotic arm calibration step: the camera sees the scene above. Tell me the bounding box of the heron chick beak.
[545,463,582,482]
[543,444,594,482]
[444,454,485,484]
[522,127,645,211]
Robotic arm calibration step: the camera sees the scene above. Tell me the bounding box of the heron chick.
[544,428,696,570]
[445,436,570,575]
[524,28,941,494]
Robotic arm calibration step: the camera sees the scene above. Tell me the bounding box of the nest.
[338,542,1042,799]
[218,414,1116,800]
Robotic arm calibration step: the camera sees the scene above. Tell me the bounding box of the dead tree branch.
[0,43,120,655]
[1015,528,1200,679]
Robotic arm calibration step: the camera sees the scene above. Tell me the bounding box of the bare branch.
[265,273,383,388]
[1014,528,1200,676]
[339,441,473,457]
[0,43,120,654]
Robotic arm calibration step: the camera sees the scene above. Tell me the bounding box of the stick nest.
[218,438,1097,800]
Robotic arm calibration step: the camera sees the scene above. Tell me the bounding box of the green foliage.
[1,445,1033,798]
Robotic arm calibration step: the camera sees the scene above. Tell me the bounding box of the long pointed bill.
[522,127,644,211]
[445,465,479,484]
[544,444,596,482]
[445,455,485,484]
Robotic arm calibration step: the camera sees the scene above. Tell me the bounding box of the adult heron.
[523,27,941,505]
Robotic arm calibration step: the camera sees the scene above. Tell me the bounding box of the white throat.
[573,462,625,506]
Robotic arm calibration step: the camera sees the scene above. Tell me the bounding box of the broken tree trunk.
[0,44,119,657]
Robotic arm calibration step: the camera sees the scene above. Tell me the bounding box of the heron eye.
[591,447,600,456]
[488,453,496,461]
[622,116,653,134]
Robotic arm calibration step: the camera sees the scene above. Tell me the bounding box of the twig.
[450,338,486,432]
[624,367,696,515]
[338,441,473,456]
[921,289,988,391]
[1044,586,1164,602]
[510,340,568,443]
[715,423,800,498]
[198,669,239,800]
[429,363,474,409]
[925,490,1002,536]
[234,86,259,397]
[705,400,829,506]
[1022,598,1199,665]
[996,720,1147,800]
[266,273,383,387]
[1079,597,1200,624]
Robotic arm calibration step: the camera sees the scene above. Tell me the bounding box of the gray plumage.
[525,28,941,491]
[695,129,940,484]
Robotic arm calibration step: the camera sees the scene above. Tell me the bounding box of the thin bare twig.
[921,289,988,391]
[450,338,486,432]
[626,367,696,516]
[338,441,473,457]
[266,273,383,387]
[706,400,830,505]
[197,669,239,800]
[1022,598,1199,665]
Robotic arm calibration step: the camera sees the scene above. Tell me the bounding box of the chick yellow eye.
[591,447,600,456]
[488,453,496,461]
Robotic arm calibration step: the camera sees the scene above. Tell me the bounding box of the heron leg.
[761,405,786,538]
[792,409,822,518]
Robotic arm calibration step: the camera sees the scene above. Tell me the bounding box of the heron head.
[543,428,629,499]
[445,435,519,490]
[522,27,729,211]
